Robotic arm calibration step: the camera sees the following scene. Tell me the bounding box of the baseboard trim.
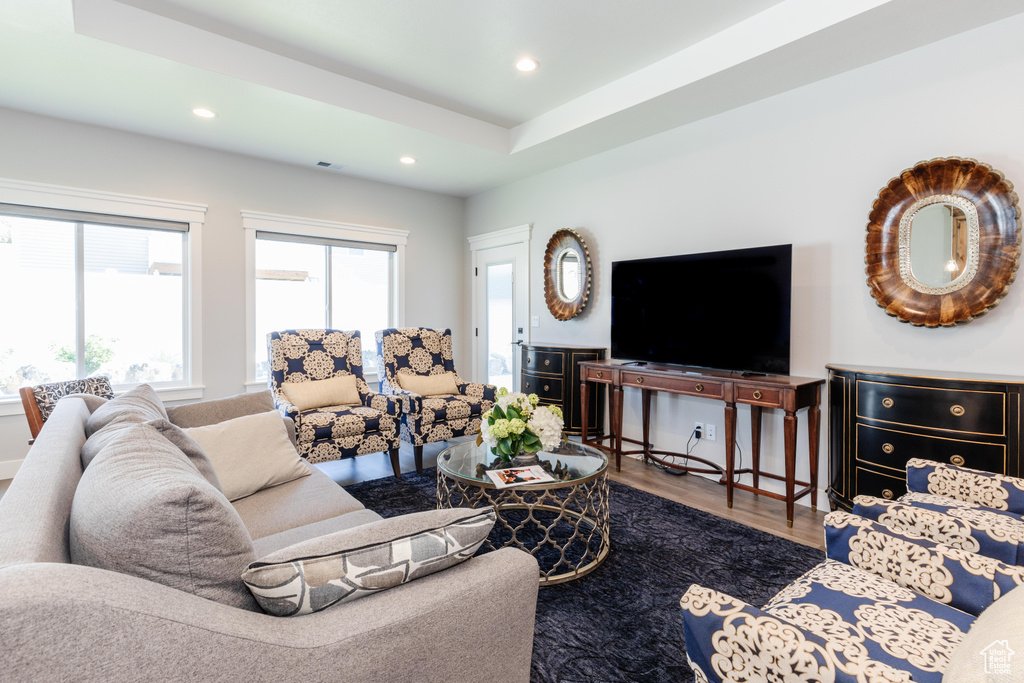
[0,458,24,481]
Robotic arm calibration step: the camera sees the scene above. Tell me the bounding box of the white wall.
[465,14,1024,502]
[0,106,465,468]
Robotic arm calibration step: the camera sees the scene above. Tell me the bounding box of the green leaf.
[498,440,511,455]
[523,433,540,445]
[492,405,506,420]
[524,442,542,453]
[506,406,520,420]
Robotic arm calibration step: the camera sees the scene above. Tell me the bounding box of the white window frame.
[242,210,408,393]
[0,177,206,416]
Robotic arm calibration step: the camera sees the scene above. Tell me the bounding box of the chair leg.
[414,445,424,474]
[389,448,402,479]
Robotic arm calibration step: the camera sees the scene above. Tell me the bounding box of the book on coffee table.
[485,465,555,489]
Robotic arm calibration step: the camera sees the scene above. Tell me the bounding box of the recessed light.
[516,58,538,72]
[400,156,416,165]
[192,107,216,118]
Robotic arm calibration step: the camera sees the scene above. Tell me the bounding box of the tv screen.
[611,244,792,375]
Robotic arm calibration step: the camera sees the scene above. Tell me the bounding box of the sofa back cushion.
[84,383,167,437]
[70,423,259,611]
[166,391,275,428]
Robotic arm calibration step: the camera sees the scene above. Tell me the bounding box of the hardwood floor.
[316,437,827,551]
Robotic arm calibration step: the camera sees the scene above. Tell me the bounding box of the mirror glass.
[558,250,581,300]
[909,203,970,287]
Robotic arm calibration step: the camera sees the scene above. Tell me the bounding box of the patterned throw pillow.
[242,508,496,616]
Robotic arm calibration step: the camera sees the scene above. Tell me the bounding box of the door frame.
[468,224,531,386]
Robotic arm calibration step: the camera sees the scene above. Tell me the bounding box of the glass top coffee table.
[436,439,610,585]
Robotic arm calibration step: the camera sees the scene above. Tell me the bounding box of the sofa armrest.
[1,548,538,683]
[679,584,904,683]
[825,510,1024,616]
[853,494,1024,565]
[906,457,1024,514]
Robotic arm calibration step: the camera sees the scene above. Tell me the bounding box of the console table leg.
[725,402,737,508]
[580,381,591,445]
[809,402,821,512]
[641,388,652,464]
[750,404,762,490]
[612,385,624,471]
[784,410,797,528]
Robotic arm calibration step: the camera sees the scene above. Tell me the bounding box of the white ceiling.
[1,0,1023,197]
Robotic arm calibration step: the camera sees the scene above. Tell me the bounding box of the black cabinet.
[827,364,1022,510]
[521,343,605,435]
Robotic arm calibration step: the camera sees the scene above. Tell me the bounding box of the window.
[0,177,205,410]
[243,211,408,386]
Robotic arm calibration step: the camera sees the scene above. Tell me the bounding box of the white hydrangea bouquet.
[477,388,564,462]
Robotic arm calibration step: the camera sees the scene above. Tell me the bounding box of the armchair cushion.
[825,511,1024,616]
[907,457,1024,515]
[186,411,310,502]
[243,508,496,616]
[281,376,360,410]
[397,371,459,396]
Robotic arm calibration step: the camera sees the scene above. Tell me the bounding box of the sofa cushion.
[185,410,309,502]
[943,583,1024,682]
[251,509,384,557]
[84,383,166,437]
[165,390,275,428]
[242,508,496,616]
[70,423,259,611]
[232,465,365,540]
[282,376,360,410]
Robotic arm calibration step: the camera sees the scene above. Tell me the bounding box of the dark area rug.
[345,469,824,683]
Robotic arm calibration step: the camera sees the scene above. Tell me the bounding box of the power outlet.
[530,316,540,328]
[705,424,717,442]
[694,422,704,439]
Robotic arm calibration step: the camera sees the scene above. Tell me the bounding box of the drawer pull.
[950,454,965,467]
[882,488,894,500]
[950,404,965,417]
[544,359,551,366]
[544,385,550,392]
[882,442,894,454]
[636,377,644,385]
[753,390,762,400]
[525,382,531,389]
[882,398,894,409]
[596,371,603,378]
[527,357,532,363]
[695,383,704,392]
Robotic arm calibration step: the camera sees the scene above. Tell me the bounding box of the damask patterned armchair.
[20,376,114,444]
[268,329,402,476]
[375,327,496,473]
[680,509,1024,682]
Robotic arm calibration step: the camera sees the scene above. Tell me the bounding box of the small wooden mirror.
[544,228,592,320]
[866,157,1021,327]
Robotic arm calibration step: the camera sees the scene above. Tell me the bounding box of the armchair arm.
[825,511,1024,616]
[906,457,1024,515]
[456,381,497,402]
[362,391,400,417]
[853,495,1024,565]
[679,585,907,683]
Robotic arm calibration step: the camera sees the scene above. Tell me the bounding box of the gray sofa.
[0,391,539,682]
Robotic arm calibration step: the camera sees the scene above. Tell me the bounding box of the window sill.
[0,384,206,417]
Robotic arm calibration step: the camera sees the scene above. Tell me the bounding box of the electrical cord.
[655,426,698,474]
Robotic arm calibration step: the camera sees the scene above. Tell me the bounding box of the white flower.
[479,420,498,447]
[528,405,563,452]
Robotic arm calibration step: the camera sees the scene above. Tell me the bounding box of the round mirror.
[866,157,1020,327]
[544,229,592,320]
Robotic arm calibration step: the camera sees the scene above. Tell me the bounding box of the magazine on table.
[485,464,555,489]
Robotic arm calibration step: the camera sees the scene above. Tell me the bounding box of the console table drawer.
[620,371,724,398]
[522,373,563,402]
[857,380,1005,435]
[736,385,783,408]
[523,351,563,376]
[855,424,1005,474]
[584,366,614,384]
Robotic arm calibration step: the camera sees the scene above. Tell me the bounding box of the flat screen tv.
[611,244,792,375]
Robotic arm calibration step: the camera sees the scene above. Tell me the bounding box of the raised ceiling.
[1,0,1022,197]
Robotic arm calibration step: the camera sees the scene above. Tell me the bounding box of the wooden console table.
[578,360,824,526]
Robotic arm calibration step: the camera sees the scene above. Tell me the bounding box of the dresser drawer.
[855,424,1005,474]
[522,373,563,401]
[523,350,563,376]
[857,380,1005,436]
[855,466,907,502]
[620,371,724,399]
[736,385,784,408]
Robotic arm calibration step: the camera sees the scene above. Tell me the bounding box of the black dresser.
[827,364,1024,510]
[521,343,605,435]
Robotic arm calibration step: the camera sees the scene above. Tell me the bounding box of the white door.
[473,242,528,392]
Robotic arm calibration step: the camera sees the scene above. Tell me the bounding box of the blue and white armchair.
[268,329,402,476]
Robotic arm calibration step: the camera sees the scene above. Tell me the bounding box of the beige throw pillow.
[398,372,459,396]
[185,411,310,501]
[281,376,360,410]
